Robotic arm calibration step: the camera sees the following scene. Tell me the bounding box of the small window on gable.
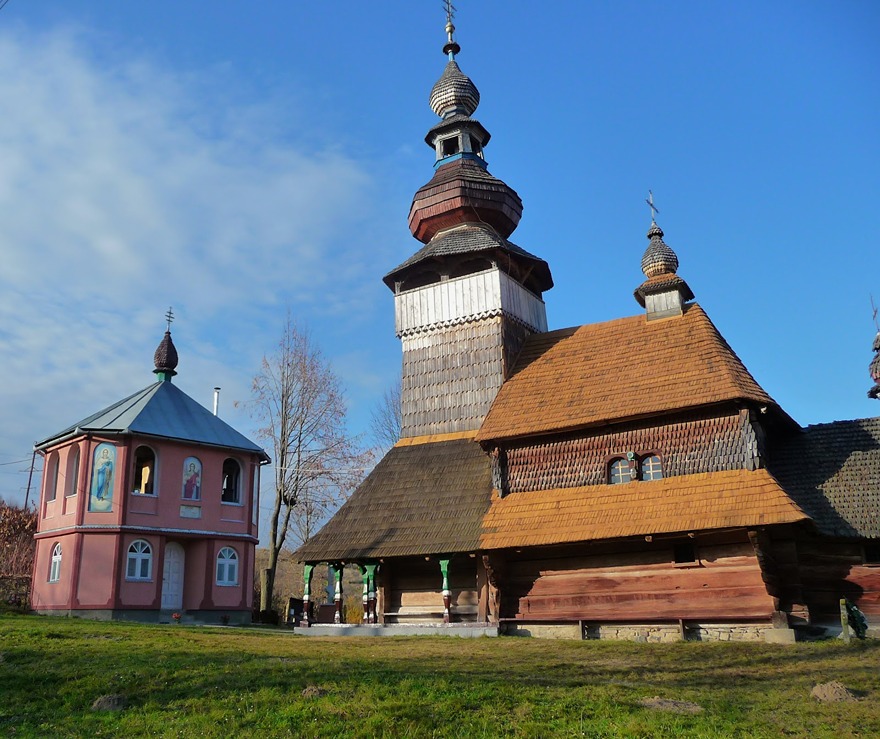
[221,459,241,504]
[66,447,80,497]
[864,543,880,565]
[126,540,153,581]
[132,446,156,495]
[216,547,239,586]
[609,458,633,485]
[642,454,663,481]
[49,543,62,583]
[441,136,460,157]
[674,542,697,564]
[45,453,59,502]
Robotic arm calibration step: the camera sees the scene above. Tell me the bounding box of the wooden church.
[30,324,269,624]
[295,19,880,641]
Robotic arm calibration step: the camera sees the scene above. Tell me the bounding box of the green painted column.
[439,558,451,624]
[364,563,379,624]
[331,563,343,624]
[358,565,369,623]
[301,563,314,626]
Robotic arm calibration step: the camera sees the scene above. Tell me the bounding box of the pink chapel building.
[30,327,269,624]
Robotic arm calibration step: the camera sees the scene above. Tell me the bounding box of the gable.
[476,303,779,442]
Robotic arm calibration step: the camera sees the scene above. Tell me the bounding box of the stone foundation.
[583,622,773,642]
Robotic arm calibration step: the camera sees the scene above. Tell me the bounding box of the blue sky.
[1,1,878,512]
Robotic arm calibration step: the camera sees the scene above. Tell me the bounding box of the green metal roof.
[36,380,269,461]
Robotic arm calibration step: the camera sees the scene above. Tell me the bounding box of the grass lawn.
[1,614,878,738]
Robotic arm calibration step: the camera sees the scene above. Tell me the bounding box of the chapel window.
[216,547,239,586]
[441,136,460,157]
[641,454,663,481]
[49,543,62,583]
[45,453,59,502]
[66,446,80,497]
[132,446,156,495]
[609,458,633,484]
[126,540,153,581]
[221,459,241,504]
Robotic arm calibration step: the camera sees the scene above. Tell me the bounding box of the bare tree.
[0,499,37,608]
[369,380,402,452]
[244,316,370,614]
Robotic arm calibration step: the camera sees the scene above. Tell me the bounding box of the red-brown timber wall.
[501,532,776,623]
[796,537,880,622]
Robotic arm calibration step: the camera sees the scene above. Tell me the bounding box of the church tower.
[384,15,553,437]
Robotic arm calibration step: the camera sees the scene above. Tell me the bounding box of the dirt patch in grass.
[91,694,128,711]
[639,696,704,713]
[811,681,860,702]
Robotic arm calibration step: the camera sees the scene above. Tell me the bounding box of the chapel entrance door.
[161,542,185,611]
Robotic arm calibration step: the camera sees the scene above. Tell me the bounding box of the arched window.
[126,540,153,581]
[216,547,239,586]
[221,459,241,504]
[641,454,663,481]
[49,543,62,583]
[132,446,156,495]
[182,457,202,500]
[609,458,633,485]
[45,453,59,502]
[66,446,80,497]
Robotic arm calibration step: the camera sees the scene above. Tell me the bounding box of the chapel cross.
[165,307,175,331]
[443,0,456,24]
[646,190,660,223]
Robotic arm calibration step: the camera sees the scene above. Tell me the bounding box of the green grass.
[1,615,878,737]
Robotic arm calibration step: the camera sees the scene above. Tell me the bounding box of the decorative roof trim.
[395,430,477,446]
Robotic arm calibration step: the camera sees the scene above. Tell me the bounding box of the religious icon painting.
[182,456,202,500]
[88,442,116,512]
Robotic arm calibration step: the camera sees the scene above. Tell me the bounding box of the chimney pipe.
[213,387,221,416]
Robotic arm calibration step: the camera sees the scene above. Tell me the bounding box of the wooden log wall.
[384,557,478,624]
[795,537,880,622]
[499,408,762,494]
[501,533,777,623]
[400,316,532,437]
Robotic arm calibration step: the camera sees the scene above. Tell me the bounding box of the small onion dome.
[641,222,679,277]
[429,61,480,119]
[153,330,179,378]
[869,331,880,399]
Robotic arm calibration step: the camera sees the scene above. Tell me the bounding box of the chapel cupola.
[633,200,694,320]
[868,329,880,399]
[153,308,179,382]
[385,10,553,438]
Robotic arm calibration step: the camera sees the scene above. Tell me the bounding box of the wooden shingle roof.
[294,434,492,562]
[476,303,778,443]
[771,418,880,538]
[479,468,809,550]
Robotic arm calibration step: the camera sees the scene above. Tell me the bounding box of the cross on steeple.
[443,0,456,25]
[442,0,460,59]
[165,307,175,332]
[646,190,660,224]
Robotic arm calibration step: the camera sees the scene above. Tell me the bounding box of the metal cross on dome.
[443,0,456,24]
[165,307,175,331]
[646,190,660,224]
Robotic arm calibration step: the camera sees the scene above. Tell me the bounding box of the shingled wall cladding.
[498,409,763,495]
[401,317,531,437]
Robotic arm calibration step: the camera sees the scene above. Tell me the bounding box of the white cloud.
[0,26,397,505]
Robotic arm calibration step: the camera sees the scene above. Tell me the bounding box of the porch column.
[439,558,451,624]
[331,563,343,624]
[358,565,369,623]
[365,563,379,624]
[300,563,314,627]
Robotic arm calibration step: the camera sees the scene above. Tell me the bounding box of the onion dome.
[869,331,880,399]
[430,61,480,119]
[153,330,179,380]
[634,219,694,315]
[641,222,679,277]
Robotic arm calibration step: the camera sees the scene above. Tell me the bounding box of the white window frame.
[126,539,153,581]
[49,543,62,583]
[216,547,239,586]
